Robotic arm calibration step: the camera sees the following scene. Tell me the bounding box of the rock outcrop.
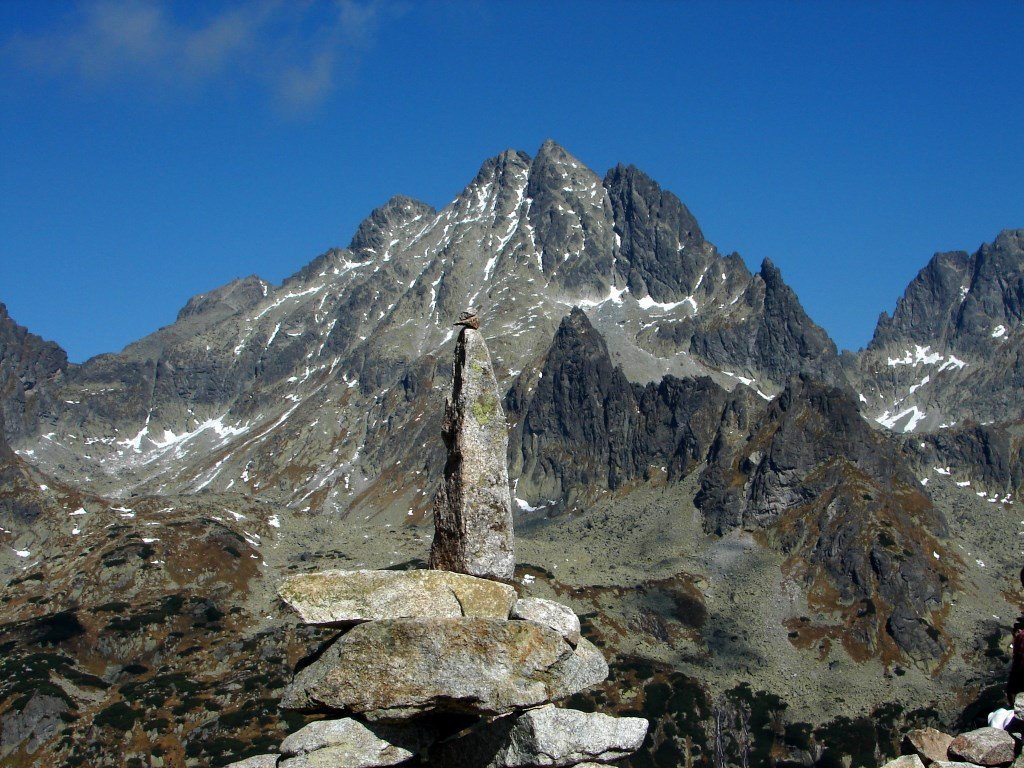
[507,308,756,512]
[0,303,67,442]
[696,376,952,661]
[430,326,515,581]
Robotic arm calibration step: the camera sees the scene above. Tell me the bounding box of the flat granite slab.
[278,568,517,625]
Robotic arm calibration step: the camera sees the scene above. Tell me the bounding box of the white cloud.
[4,0,391,112]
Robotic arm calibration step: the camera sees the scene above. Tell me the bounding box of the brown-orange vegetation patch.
[770,459,958,669]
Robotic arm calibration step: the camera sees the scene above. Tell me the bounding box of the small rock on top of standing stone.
[454,308,481,330]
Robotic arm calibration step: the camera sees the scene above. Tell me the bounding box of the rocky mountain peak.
[348,195,436,254]
[175,275,270,321]
[524,142,615,292]
[869,229,1023,353]
[603,163,709,302]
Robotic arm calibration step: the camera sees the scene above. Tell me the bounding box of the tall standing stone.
[430,326,515,581]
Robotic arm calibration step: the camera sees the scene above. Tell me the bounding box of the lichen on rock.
[430,327,515,581]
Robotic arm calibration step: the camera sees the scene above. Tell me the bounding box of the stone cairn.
[226,321,648,768]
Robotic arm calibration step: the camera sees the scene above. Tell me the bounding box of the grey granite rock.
[430,327,515,581]
[281,617,607,719]
[279,718,432,768]
[948,727,1015,766]
[881,756,925,768]
[431,704,648,768]
[512,598,581,646]
[222,756,279,768]
[0,692,69,758]
[903,727,955,764]
[278,569,517,625]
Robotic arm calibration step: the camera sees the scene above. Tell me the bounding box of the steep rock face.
[176,275,271,322]
[690,259,841,385]
[527,141,617,294]
[872,230,1024,351]
[0,304,67,442]
[912,420,1024,498]
[347,195,438,255]
[508,309,755,511]
[858,230,1024,433]
[696,378,953,660]
[508,308,637,510]
[632,374,755,483]
[604,163,709,301]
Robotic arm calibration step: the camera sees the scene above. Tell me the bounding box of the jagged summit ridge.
[856,228,1024,433]
[3,140,858,512]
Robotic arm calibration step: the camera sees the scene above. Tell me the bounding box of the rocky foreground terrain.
[1,140,1022,767]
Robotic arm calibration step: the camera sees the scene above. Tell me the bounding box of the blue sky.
[1,1,1021,362]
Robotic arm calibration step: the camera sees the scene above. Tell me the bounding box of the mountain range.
[1,140,1022,768]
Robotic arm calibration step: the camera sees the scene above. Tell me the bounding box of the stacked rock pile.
[225,569,646,768]
[884,697,1024,768]
[224,323,648,767]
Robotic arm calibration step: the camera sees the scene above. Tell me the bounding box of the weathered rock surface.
[859,229,1024,431]
[278,569,517,625]
[223,756,280,768]
[506,308,756,512]
[511,598,581,646]
[1014,692,1024,721]
[278,717,432,768]
[881,756,926,768]
[947,727,1015,766]
[0,691,69,758]
[431,704,648,768]
[932,762,986,768]
[695,376,950,660]
[903,727,955,764]
[0,303,67,443]
[281,617,607,719]
[430,327,515,581]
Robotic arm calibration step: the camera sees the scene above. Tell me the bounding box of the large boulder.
[279,718,433,768]
[431,704,648,768]
[430,327,516,581]
[947,727,1015,766]
[278,569,518,625]
[903,727,955,764]
[511,598,581,646]
[281,617,607,719]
